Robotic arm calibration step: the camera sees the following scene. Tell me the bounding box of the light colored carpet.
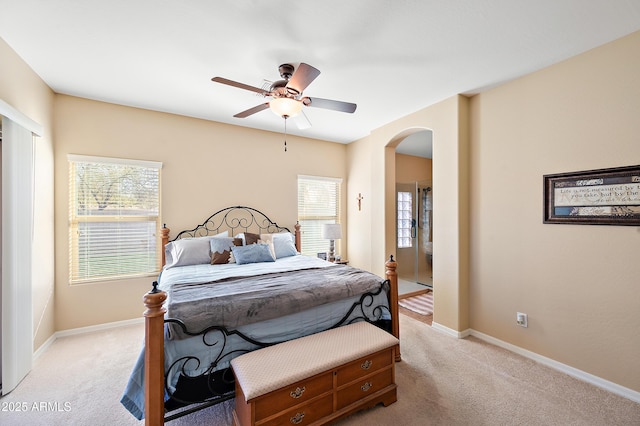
[399,291,433,316]
[2,315,639,425]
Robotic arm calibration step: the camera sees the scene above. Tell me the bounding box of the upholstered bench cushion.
[231,321,399,401]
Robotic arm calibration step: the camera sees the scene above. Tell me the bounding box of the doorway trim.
[0,100,43,137]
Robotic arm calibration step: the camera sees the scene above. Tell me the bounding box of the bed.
[120,206,400,424]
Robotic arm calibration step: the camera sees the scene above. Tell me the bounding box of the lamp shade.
[270,97,303,118]
[322,223,342,240]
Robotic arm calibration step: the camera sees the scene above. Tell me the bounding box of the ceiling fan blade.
[303,97,357,113]
[234,103,270,118]
[286,63,320,95]
[212,77,269,95]
[292,110,312,129]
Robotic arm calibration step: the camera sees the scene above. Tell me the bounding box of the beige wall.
[395,153,432,184]
[345,131,373,271]
[0,37,56,351]
[468,31,640,392]
[347,96,470,332]
[348,30,640,395]
[53,95,347,330]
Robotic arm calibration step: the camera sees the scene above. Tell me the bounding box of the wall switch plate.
[517,312,528,327]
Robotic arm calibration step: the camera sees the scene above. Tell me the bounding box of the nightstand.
[333,259,349,265]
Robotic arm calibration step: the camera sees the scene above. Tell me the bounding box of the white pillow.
[164,231,229,268]
[164,238,210,268]
[260,232,298,259]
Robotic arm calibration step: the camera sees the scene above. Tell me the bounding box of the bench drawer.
[336,348,393,387]
[254,372,333,419]
[232,322,399,426]
[257,394,333,426]
[336,367,394,410]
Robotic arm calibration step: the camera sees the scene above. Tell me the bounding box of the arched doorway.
[379,95,470,334]
[395,130,433,296]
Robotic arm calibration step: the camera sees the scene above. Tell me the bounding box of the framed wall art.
[543,165,640,225]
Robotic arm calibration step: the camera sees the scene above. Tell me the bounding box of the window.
[397,191,413,248]
[68,155,162,282]
[297,175,341,256]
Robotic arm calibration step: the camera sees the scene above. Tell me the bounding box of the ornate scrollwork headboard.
[161,206,301,265]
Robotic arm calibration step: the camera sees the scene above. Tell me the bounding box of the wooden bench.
[231,321,399,426]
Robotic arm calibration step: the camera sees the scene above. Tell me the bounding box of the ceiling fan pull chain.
[284,115,288,152]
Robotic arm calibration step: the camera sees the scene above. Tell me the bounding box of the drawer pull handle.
[361,360,372,370]
[290,386,306,399]
[290,412,305,424]
[361,381,373,392]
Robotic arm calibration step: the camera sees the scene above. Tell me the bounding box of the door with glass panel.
[416,180,433,287]
[396,182,432,288]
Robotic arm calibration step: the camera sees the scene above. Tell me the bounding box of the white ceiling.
[2,1,640,148]
[397,130,433,159]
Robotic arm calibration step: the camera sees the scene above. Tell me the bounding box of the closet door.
[1,117,35,394]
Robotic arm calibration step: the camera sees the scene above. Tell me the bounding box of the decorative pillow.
[259,241,277,261]
[260,233,298,259]
[232,243,276,265]
[210,237,243,264]
[234,232,261,246]
[244,232,260,245]
[164,238,211,268]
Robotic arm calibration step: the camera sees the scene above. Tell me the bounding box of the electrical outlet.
[516,312,528,327]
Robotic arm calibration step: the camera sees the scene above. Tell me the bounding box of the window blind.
[297,175,341,256]
[68,155,162,282]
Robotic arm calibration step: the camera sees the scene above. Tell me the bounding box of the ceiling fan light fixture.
[270,97,302,118]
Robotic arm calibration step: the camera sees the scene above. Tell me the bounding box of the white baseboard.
[33,333,57,362]
[34,317,640,404]
[55,317,144,338]
[33,317,144,362]
[431,321,471,338]
[429,322,640,403]
[469,329,640,404]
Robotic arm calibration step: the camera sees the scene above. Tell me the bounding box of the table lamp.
[322,223,342,262]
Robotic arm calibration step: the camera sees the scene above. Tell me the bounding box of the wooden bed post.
[385,255,401,362]
[294,221,301,253]
[161,225,170,267]
[144,282,167,425]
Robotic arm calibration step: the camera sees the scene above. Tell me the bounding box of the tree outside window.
[68,155,162,282]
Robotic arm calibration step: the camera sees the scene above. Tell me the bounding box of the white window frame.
[297,175,342,257]
[68,154,162,283]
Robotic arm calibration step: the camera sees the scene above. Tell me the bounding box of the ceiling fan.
[211,63,357,128]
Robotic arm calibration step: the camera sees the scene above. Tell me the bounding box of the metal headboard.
[169,206,291,242]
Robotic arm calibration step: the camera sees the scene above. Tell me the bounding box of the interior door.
[395,183,417,282]
[416,182,433,287]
